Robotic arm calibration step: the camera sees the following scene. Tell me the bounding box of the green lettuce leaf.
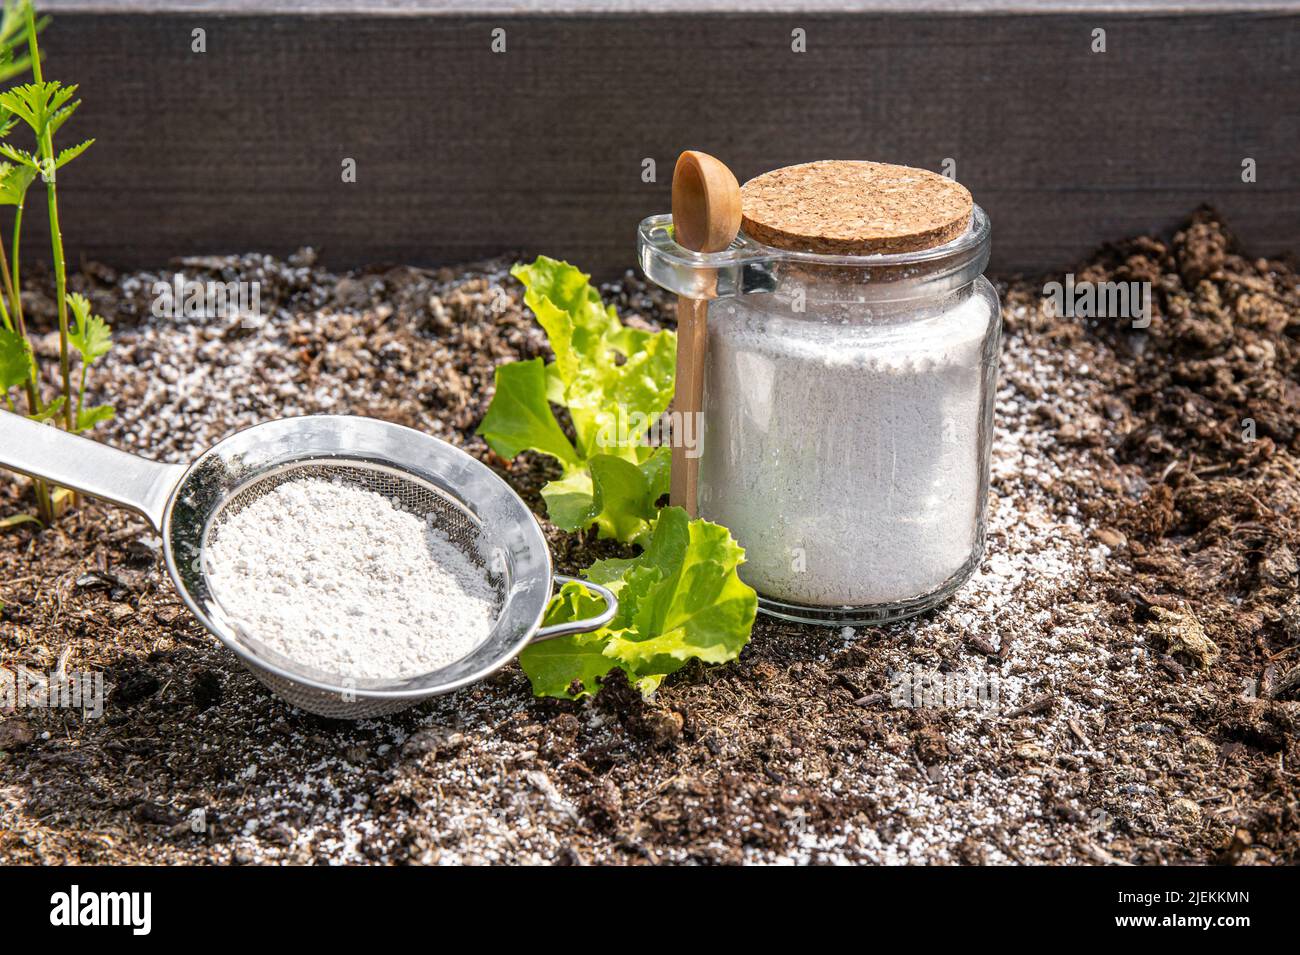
[587,449,671,545]
[518,581,621,698]
[565,328,675,466]
[540,448,672,545]
[520,507,757,700]
[540,468,597,533]
[477,257,675,543]
[477,357,580,468]
[511,256,674,462]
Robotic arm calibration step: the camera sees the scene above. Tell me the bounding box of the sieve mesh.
[199,460,509,709]
[207,460,506,600]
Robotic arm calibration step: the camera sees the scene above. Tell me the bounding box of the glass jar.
[638,180,1000,626]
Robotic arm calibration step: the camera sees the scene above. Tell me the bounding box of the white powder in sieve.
[204,477,497,681]
[699,288,998,607]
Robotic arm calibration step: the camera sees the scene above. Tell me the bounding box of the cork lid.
[740,160,973,256]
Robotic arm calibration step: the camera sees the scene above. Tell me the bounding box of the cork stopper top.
[740,160,973,256]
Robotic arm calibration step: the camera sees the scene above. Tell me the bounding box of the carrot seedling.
[0,0,105,524]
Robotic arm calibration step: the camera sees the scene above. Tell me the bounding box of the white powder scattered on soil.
[32,265,1160,866]
[205,477,497,681]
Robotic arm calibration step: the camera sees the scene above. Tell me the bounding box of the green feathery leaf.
[46,95,79,138]
[54,137,92,169]
[74,402,113,433]
[26,394,63,423]
[0,1,42,84]
[0,159,37,205]
[0,141,39,171]
[0,80,78,139]
[67,292,112,364]
[0,325,34,390]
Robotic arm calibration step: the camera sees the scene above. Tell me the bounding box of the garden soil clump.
[1,209,1297,864]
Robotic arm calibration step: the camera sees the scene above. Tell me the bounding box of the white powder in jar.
[204,477,497,681]
[699,286,998,608]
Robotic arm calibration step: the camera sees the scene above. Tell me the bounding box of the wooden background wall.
[27,1,1300,277]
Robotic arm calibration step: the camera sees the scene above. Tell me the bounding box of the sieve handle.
[531,574,619,642]
[0,410,186,531]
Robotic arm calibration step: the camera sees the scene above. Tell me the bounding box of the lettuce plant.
[478,256,675,547]
[479,257,756,699]
[521,506,756,698]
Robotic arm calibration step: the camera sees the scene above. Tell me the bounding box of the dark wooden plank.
[15,7,1299,277]
[39,2,1299,12]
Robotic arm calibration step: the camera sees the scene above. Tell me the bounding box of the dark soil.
[0,209,1296,864]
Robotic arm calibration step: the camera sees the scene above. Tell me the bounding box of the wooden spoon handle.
[671,296,709,517]
[669,150,741,518]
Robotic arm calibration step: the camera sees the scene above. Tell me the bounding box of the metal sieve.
[0,412,616,719]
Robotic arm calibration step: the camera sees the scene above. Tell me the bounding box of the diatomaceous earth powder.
[700,290,996,607]
[205,477,497,681]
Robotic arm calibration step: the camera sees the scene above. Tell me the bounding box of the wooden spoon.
[670,150,741,517]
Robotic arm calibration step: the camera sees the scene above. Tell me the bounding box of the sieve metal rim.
[160,416,560,704]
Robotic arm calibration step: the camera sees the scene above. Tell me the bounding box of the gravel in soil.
[0,210,1297,864]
